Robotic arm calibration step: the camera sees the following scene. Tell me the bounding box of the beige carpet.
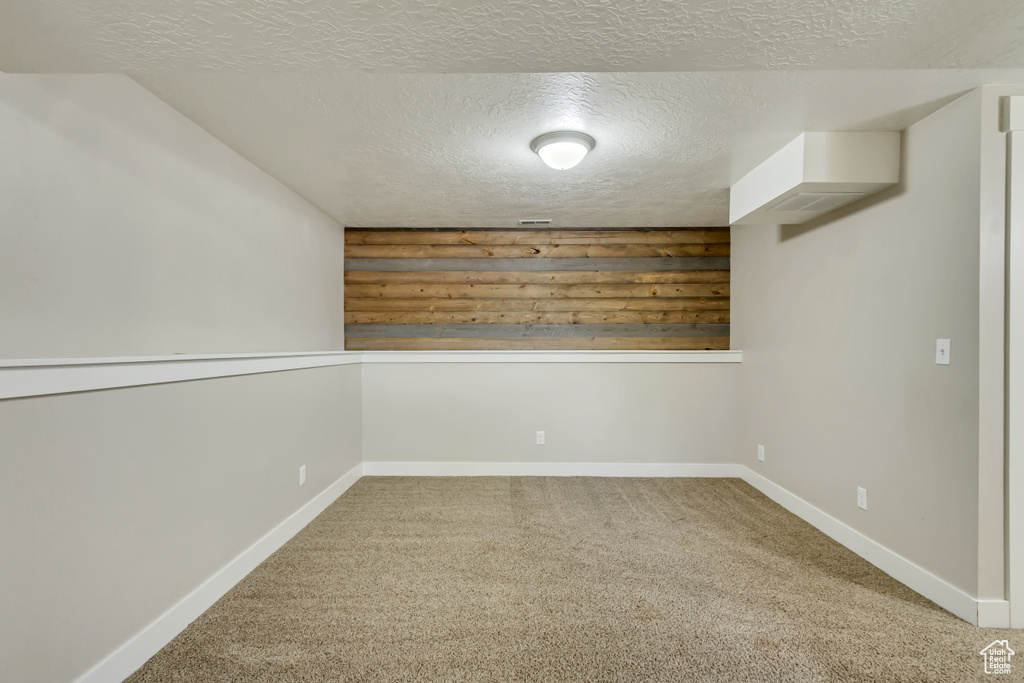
[127,477,1017,682]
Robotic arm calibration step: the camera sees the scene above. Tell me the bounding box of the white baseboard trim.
[65,459,1005,683]
[737,466,983,626]
[72,462,364,683]
[362,461,743,478]
[367,461,992,625]
[978,600,1012,628]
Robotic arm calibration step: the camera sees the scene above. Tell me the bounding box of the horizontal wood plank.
[345,244,729,259]
[345,257,731,271]
[345,324,729,338]
[343,227,730,351]
[346,283,728,299]
[345,270,729,285]
[345,310,730,324]
[345,229,730,246]
[345,337,731,350]
[343,297,730,312]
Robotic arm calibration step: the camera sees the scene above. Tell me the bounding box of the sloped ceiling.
[3,1,1024,227]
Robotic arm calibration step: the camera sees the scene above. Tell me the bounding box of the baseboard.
[364,461,995,625]
[72,462,364,683]
[66,458,1005,683]
[362,461,744,478]
[978,600,1012,628]
[737,466,984,626]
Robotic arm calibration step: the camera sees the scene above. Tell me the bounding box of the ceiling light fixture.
[530,131,596,170]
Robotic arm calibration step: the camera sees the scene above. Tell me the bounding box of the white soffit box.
[729,132,900,225]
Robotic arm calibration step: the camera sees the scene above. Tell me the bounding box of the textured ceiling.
[2,0,1024,72]
[3,2,1024,227]
[134,70,1024,227]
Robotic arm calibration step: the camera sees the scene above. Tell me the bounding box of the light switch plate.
[936,339,950,365]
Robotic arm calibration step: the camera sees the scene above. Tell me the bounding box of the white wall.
[1,70,1011,682]
[362,363,739,465]
[0,74,345,358]
[732,91,984,596]
[0,74,358,683]
[0,366,361,683]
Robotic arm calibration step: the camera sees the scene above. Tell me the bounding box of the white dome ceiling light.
[530,131,596,170]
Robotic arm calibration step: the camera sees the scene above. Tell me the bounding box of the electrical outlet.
[299,465,306,486]
[936,339,950,365]
[857,487,867,510]
[536,431,545,445]
[757,444,765,462]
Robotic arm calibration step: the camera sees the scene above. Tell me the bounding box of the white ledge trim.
[0,351,358,368]
[0,352,360,400]
[0,350,742,400]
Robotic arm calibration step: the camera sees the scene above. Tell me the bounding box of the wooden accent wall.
[344,228,730,350]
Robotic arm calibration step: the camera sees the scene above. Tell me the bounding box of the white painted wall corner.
[736,466,988,627]
[72,463,364,683]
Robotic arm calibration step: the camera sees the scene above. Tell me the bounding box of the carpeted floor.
[127,477,1017,682]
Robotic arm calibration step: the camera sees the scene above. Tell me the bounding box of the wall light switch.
[757,445,765,462]
[299,465,306,486]
[536,431,545,445]
[857,487,867,510]
[936,339,950,365]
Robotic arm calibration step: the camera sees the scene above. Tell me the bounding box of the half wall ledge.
[0,350,742,400]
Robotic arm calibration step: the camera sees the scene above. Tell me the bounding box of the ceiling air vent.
[768,192,865,214]
[730,132,900,225]
[518,219,553,226]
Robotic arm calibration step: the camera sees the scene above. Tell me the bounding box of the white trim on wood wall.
[72,463,364,683]
[359,350,743,364]
[0,350,743,400]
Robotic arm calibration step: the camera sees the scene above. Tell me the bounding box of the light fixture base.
[530,131,596,170]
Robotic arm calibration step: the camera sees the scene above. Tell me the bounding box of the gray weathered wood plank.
[343,297,730,312]
[345,283,729,299]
